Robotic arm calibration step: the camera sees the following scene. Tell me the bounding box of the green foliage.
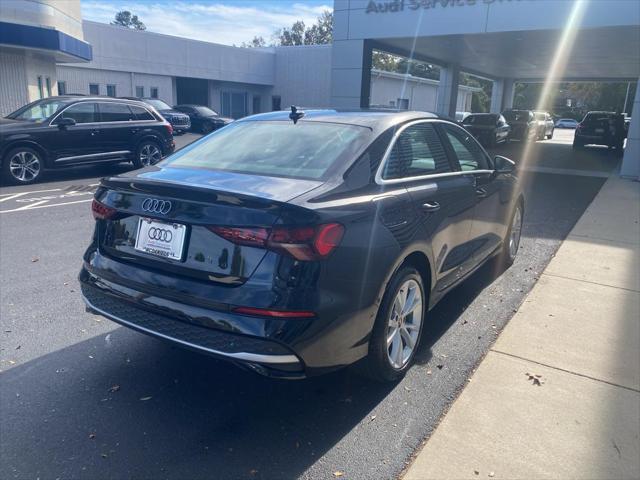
[460,73,492,113]
[275,11,332,46]
[111,10,146,30]
[372,51,439,80]
[241,36,267,48]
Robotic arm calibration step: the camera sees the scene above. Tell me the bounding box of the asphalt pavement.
[0,129,620,479]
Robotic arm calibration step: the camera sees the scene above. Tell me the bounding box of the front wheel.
[132,140,162,168]
[362,267,426,382]
[2,147,44,185]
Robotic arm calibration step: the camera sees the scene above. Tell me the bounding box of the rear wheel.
[546,128,554,139]
[362,267,425,382]
[499,201,523,268]
[2,146,43,185]
[133,140,162,168]
[202,122,214,134]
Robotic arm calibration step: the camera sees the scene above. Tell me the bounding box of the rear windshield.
[464,115,496,125]
[163,120,369,180]
[583,112,613,123]
[145,99,172,110]
[503,111,530,122]
[535,113,546,120]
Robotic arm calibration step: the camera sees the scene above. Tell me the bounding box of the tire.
[498,201,524,269]
[572,138,584,150]
[546,128,554,140]
[361,266,426,382]
[201,122,214,134]
[1,146,44,185]
[132,140,162,168]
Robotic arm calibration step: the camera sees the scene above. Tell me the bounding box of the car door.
[96,102,138,159]
[378,121,477,292]
[439,123,511,264]
[49,102,101,164]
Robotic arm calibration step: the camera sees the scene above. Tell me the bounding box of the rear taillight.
[91,199,117,220]
[232,306,315,318]
[165,123,173,135]
[208,223,345,261]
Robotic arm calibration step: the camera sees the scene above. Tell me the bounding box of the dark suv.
[0,96,174,185]
[573,111,626,155]
[80,109,524,381]
[502,109,537,142]
[138,99,191,135]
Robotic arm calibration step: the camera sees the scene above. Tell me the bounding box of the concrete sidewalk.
[404,176,640,480]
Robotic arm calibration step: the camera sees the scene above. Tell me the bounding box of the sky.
[81,0,332,46]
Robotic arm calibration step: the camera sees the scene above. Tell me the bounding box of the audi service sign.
[135,218,187,261]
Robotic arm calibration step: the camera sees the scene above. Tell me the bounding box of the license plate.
[595,128,604,133]
[135,218,187,261]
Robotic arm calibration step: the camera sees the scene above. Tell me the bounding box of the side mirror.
[56,117,76,128]
[494,155,516,174]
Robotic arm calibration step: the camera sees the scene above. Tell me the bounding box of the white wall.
[0,49,28,116]
[273,45,332,108]
[0,0,83,39]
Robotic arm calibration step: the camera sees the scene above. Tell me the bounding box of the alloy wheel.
[509,205,523,261]
[139,143,162,166]
[386,279,423,369]
[9,151,41,183]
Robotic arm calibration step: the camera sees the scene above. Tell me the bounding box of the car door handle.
[90,129,100,136]
[422,201,441,212]
[476,187,487,198]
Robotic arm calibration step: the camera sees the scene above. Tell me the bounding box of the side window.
[129,105,155,121]
[99,103,135,122]
[59,103,98,124]
[382,123,451,180]
[498,115,506,126]
[442,124,489,172]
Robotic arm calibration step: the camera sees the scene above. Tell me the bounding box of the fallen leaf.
[139,396,152,401]
[369,415,377,422]
[101,453,108,459]
[488,472,495,478]
[333,471,345,478]
[436,364,444,370]
[15,345,20,350]
[31,257,39,263]
[525,373,544,386]
[108,385,120,393]
[426,369,432,375]
[249,469,258,476]
[404,386,411,392]
[474,471,480,476]
[89,433,96,440]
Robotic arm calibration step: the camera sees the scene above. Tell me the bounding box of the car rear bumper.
[80,275,308,378]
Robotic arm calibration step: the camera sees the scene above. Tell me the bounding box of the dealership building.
[0,0,639,177]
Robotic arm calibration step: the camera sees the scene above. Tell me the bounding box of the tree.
[241,36,266,48]
[111,10,146,30]
[271,11,333,46]
[277,20,306,46]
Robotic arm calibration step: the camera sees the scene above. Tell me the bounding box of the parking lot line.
[0,198,92,214]
[0,189,63,203]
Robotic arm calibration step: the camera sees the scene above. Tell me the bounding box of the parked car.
[0,96,174,185]
[555,118,579,129]
[136,98,191,135]
[173,104,233,134]
[502,109,537,142]
[573,111,626,155]
[461,113,510,147]
[534,111,555,139]
[455,111,471,122]
[80,109,524,382]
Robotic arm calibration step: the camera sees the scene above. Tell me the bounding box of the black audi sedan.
[173,104,233,133]
[461,113,510,147]
[1,96,174,185]
[80,109,523,381]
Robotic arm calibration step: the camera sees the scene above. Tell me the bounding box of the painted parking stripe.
[0,188,63,202]
[0,198,93,214]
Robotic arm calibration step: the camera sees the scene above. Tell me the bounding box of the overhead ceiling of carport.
[374,25,640,81]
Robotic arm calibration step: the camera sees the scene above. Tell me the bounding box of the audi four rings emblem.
[148,227,173,242]
[141,198,172,215]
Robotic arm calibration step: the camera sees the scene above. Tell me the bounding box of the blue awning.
[0,21,92,62]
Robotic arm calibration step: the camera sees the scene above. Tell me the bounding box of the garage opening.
[176,77,209,106]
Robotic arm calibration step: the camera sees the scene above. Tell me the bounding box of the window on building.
[221,91,247,119]
[135,86,144,98]
[252,95,261,114]
[98,102,135,122]
[397,98,409,110]
[106,84,117,97]
[89,83,99,95]
[37,76,44,99]
[57,81,67,95]
[441,124,489,172]
[382,123,451,180]
[58,102,98,124]
[271,95,281,111]
[150,87,159,99]
[45,77,52,97]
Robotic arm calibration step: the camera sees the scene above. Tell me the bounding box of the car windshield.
[503,111,529,122]
[464,115,495,125]
[535,113,547,120]
[194,106,218,116]
[145,99,172,110]
[163,120,369,180]
[6,99,68,122]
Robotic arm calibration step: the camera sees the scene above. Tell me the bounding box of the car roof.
[54,95,151,106]
[237,109,445,130]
